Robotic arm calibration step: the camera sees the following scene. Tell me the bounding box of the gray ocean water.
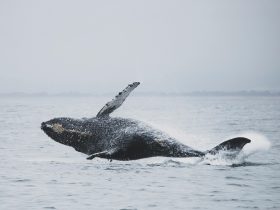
[0,96,279,210]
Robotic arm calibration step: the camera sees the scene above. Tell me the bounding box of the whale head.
[41,117,92,153]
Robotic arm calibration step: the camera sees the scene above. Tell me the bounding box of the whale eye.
[52,123,65,134]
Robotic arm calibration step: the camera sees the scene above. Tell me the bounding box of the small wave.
[14,178,31,182]
[231,162,274,167]
[225,176,245,180]
[227,183,251,187]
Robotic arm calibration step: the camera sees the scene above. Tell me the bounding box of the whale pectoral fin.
[96,82,140,117]
[87,150,113,160]
[206,137,251,156]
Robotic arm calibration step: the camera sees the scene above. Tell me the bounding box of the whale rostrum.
[41,82,251,161]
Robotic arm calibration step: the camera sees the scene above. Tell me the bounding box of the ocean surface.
[0,95,279,210]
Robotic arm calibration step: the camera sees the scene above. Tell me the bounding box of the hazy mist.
[0,0,279,94]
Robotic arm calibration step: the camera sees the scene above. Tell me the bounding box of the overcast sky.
[0,0,279,93]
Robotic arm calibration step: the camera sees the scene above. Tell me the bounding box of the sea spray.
[200,132,271,165]
[237,132,271,156]
[137,118,209,150]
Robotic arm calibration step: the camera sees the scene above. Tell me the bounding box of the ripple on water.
[213,198,254,203]
[236,206,259,209]
[119,208,138,210]
[231,162,273,167]
[227,183,251,188]
[14,179,31,182]
[225,176,245,180]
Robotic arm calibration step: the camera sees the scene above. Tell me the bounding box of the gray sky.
[0,0,279,93]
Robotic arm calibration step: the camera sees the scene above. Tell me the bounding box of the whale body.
[41,82,251,161]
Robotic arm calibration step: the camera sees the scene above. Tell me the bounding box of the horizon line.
[1,90,280,97]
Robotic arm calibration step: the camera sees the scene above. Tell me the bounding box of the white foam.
[200,152,245,166]
[237,131,271,156]
[200,131,271,165]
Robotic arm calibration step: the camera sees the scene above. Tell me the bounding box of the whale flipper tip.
[96,82,140,118]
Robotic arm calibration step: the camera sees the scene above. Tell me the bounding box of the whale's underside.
[41,82,251,161]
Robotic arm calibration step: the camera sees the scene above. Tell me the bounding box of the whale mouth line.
[41,122,53,130]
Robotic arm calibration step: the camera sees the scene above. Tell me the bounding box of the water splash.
[239,131,271,156]
[200,151,246,166]
[200,131,271,166]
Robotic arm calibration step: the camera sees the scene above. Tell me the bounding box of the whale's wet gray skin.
[41,82,250,161]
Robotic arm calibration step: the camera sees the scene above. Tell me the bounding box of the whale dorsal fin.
[96,82,140,117]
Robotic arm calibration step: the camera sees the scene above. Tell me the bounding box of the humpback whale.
[41,82,251,161]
